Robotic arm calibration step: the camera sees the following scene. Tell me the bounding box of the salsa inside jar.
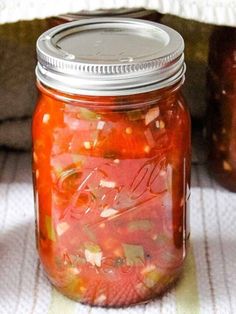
[33,18,190,307]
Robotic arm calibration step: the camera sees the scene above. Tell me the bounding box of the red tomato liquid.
[32,82,191,307]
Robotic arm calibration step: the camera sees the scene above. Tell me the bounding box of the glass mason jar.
[206,26,236,191]
[33,18,191,307]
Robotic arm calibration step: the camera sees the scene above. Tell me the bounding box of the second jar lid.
[36,18,185,96]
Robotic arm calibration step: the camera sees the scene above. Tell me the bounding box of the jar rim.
[37,79,183,110]
[36,18,185,96]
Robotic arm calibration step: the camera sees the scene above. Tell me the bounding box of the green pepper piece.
[143,269,161,288]
[69,254,86,265]
[79,108,101,120]
[154,234,169,246]
[84,242,101,253]
[128,220,153,232]
[45,215,56,241]
[83,225,97,242]
[65,276,84,300]
[122,243,145,266]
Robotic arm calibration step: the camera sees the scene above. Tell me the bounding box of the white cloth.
[0,0,236,26]
[0,152,235,314]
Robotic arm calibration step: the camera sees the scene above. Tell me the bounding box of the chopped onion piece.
[56,222,69,236]
[95,294,107,304]
[156,120,165,129]
[43,113,50,124]
[97,120,105,130]
[145,107,160,125]
[100,179,116,188]
[84,141,91,149]
[68,267,81,275]
[100,208,118,218]
[85,249,102,267]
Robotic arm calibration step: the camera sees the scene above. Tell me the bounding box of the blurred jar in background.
[206,26,236,191]
[153,16,214,165]
[50,8,162,26]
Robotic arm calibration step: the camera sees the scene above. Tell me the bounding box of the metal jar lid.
[36,18,185,96]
